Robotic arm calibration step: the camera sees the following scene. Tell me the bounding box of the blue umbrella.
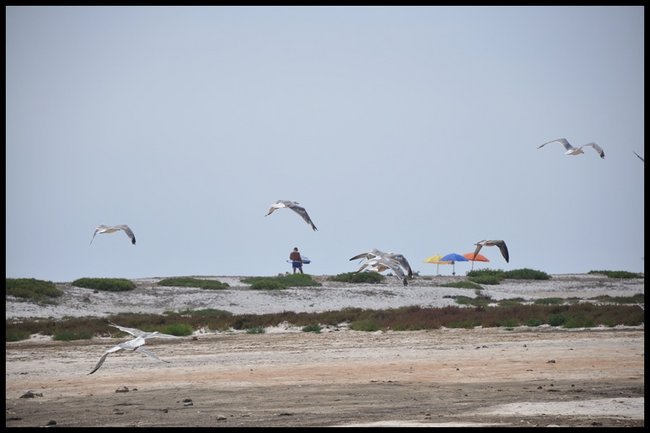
[439,253,468,275]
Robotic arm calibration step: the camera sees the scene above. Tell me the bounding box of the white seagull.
[356,255,409,286]
[537,138,605,159]
[265,200,318,231]
[473,240,509,263]
[89,323,177,375]
[90,224,136,245]
[349,248,413,279]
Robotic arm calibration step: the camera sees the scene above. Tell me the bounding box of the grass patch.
[162,323,193,336]
[534,297,566,305]
[241,274,322,290]
[158,277,230,290]
[328,272,385,284]
[588,293,644,304]
[302,324,322,333]
[5,303,644,342]
[588,270,643,279]
[441,280,483,290]
[53,329,94,341]
[72,278,136,292]
[467,268,551,285]
[6,278,64,303]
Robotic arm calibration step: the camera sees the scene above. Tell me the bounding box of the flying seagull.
[356,255,409,286]
[349,248,413,279]
[473,240,509,263]
[634,151,644,162]
[90,225,136,245]
[265,200,318,231]
[88,323,177,375]
[537,138,605,159]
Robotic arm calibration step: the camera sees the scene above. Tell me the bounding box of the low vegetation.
[241,274,322,290]
[588,270,643,279]
[6,278,63,303]
[158,277,230,290]
[6,300,644,342]
[328,272,385,284]
[467,268,551,285]
[71,278,136,292]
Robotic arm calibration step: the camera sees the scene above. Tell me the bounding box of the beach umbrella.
[423,255,452,275]
[439,253,469,275]
[463,252,490,271]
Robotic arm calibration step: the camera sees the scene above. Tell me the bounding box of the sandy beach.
[5,273,645,427]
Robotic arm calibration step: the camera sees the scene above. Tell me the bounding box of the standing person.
[289,247,303,274]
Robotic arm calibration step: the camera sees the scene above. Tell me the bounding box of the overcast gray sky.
[6,6,644,282]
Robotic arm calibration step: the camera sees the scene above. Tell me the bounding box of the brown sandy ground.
[5,326,644,427]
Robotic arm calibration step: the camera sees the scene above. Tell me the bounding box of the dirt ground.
[5,326,644,427]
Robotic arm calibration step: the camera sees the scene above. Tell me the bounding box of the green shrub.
[302,324,322,333]
[467,274,502,285]
[246,326,265,334]
[158,277,230,290]
[498,298,525,307]
[548,313,566,326]
[72,278,135,292]
[441,280,483,290]
[248,279,286,290]
[53,329,94,341]
[162,323,193,336]
[504,268,551,280]
[178,308,233,318]
[495,318,520,328]
[6,328,31,342]
[525,318,543,327]
[467,268,551,284]
[534,297,565,305]
[589,294,645,304]
[588,270,643,279]
[349,319,380,332]
[242,274,321,290]
[329,272,385,284]
[6,278,63,302]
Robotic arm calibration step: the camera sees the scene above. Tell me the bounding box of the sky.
[6,6,645,282]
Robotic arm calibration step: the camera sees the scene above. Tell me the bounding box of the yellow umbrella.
[423,255,452,275]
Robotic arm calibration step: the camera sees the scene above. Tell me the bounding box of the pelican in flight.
[473,240,509,263]
[265,200,318,231]
[90,225,136,245]
[538,138,605,159]
[634,151,644,162]
[89,323,177,375]
[349,248,413,279]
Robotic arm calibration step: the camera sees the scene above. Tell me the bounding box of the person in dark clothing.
[289,247,303,274]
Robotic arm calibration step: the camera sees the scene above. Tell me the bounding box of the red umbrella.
[463,252,490,271]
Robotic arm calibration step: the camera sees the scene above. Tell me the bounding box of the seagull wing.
[287,203,318,231]
[633,151,644,162]
[538,138,572,151]
[88,352,110,375]
[349,251,376,261]
[90,230,99,246]
[377,257,408,286]
[135,346,168,363]
[109,323,145,338]
[88,344,124,375]
[389,254,413,278]
[583,143,605,159]
[473,242,484,258]
[118,225,136,245]
[496,241,510,263]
